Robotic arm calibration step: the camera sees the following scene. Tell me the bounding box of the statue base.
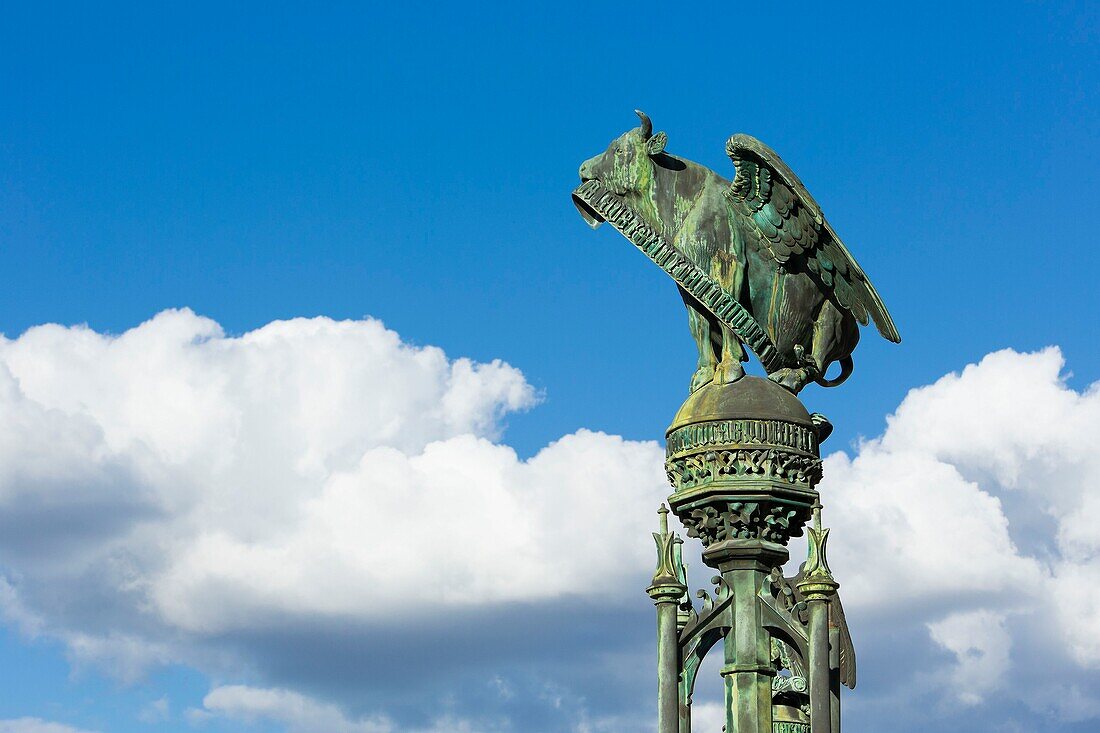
[658,377,830,733]
[665,378,822,550]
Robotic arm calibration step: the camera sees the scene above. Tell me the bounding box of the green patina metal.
[573,179,783,375]
[649,505,689,733]
[573,110,900,395]
[654,377,849,733]
[572,112,895,733]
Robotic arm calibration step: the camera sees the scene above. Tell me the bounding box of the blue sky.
[0,2,1097,732]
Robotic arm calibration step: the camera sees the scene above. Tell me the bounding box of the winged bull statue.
[573,111,900,394]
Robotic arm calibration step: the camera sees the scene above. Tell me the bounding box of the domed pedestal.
[665,377,822,554]
[664,377,824,733]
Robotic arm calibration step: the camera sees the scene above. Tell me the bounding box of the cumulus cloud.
[0,310,1098,732]
[0,720,98,733]
[152,429,663,633]
[196,685,393,732]
[818,347,1100,721]
[926,610,1011,705]
[0,309,668,689]
[195,685,502,733]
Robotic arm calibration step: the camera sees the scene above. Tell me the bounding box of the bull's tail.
[814,356,853,388]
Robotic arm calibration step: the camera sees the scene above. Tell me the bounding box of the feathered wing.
[725,134,901,344]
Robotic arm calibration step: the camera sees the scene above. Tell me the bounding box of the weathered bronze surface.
[650,378,854,733]
[572,108,897,730]
[574,111,900,394]
[572,111,896,733]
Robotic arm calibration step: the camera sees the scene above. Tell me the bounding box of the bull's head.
[574,110,668,228]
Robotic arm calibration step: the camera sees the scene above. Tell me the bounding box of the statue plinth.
[653,377,844,733]
[665,377,821,553]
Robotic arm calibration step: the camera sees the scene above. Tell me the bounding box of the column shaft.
[712,549,780,733]
[829,623,840,733]
[807,599,831,733]
[678,674,692,733]
[656,600,680,733]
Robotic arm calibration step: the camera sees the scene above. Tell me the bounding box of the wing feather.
[786,211,803,241]
[773,183,795,217]
[725,134,901,343]
[764,202,782,228]
[754,211,780,244]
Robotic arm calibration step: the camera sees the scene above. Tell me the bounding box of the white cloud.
[0,720,97,733]
[817,346,1100,714]
[684,702,725,730]
[137,696,169,724]
[820,446,1042,609]
[197,685,503,733]
[1,310,1099,731]
[0,309,667,670]
[198,686,393,733]
[151,429,663,633]
[926,609,1011,705]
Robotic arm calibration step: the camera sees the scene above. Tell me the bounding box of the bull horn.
[635,109,653,139]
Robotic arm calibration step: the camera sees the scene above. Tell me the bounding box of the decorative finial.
[798,496,839,601]
[648,504,687,603]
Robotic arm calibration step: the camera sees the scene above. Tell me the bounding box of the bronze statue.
[572,112,898,733]
[573,111,900,394]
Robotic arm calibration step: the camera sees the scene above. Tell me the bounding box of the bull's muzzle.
[572,180,605,229]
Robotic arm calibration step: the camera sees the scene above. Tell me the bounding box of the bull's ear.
[646,131,667,156]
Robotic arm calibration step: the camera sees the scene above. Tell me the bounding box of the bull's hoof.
[768,367,811,394]
[689,365,716,393]
[713,359,745,386]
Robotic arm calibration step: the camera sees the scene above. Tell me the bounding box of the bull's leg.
[810,299,857,386]
[681,288,717,393]
[771,310,829,395]
[713,326,746,385]
[773,300,853,393]
[769,344,814,393]
[712,251,747,386]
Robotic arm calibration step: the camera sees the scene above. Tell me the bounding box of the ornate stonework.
[666,417,821,495]
[772,722,809,733]
[763,567,808,625]
[667,448,822,492]
[666,412,821,548]
[667,418,818,457]
[680,499,810,545]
